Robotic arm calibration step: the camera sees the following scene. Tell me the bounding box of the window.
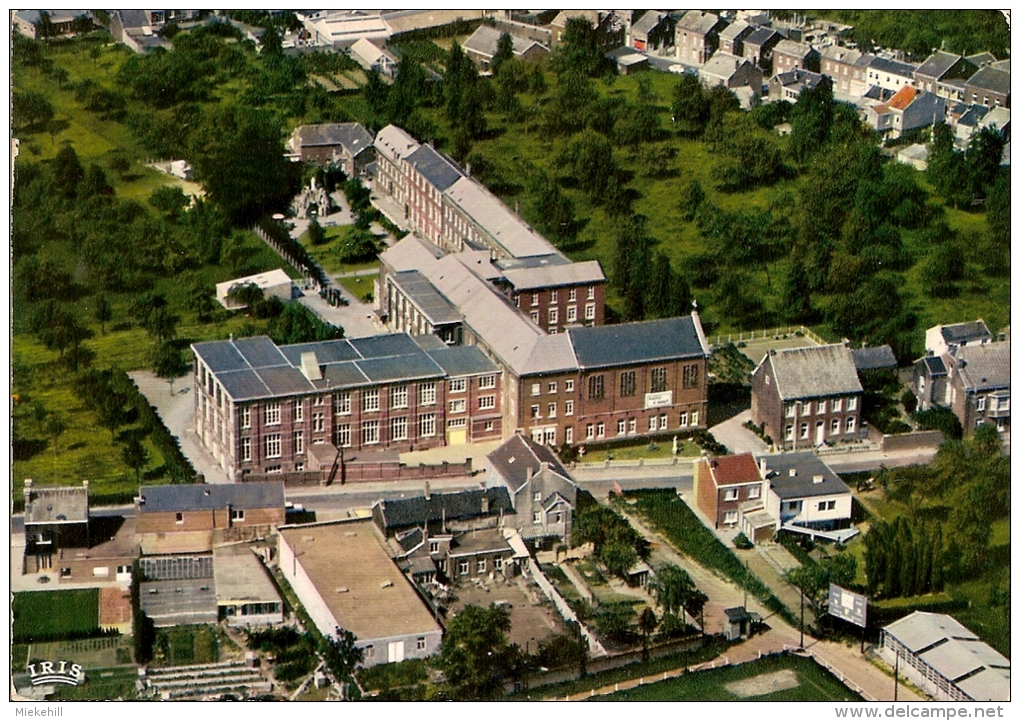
[450,378,466,394]
[785,424,794,441]
[548,308,558,325]
[531,293,539,307]
[295,462,305,471]
[550,290,558,303]
[312,413,324,433]
[567,306,577,323]
[391,385,408,409]
[785,404,796,419]
[723,489,739,501]
[548,402,557,418]
[391,416,408,441]
[565,426,573,444]
[419,414,436,437]
[240,407,251,429]
[533,511,542,524]
[362,420,380,445]
[265,402,281,426]
[588,375,605,400]
[617,419,626,435]
[587,286,595,300]
[832,398,842,412]
[485,421,494,432]
[313,395,325,406]
[690,411,698,426]
[800,423,809,439]
[459,560,470,576]
[652,368,669,393]
[176,512,184,524]
[846,417,856,433]
[586,424,595,439]
[479,375,496,390]
[479,395,495,410]
[417,637,426,651]
[977,396,986,411]
[534,491,542,502]
[430,541,439,553]
[660,413,668,430]
[363,389,380,413]
[420,382,436,406]
[494,556,503,570]
[683,364,700,389]
[569,288,577,302]
[531,383,541,396]
[596,422,605,438]
[236,437,252,463]
[548,381,557,394]
[831,418,840,435]
[265,434,281,458]
[449,398,466,414]
[565,400,574,416]
[847,397,857,411]
[585,303,596,320]
[679,411,688,427]
[335,392,351,415]
[334,424,351,448]
[628,418,636,434]
[748,485,761,499]
[293,430,304,455]
[293,401,303,422]
[231,509,245,522]
[723,511,738,525]
[649,416,658,432]
[565,380,574,393]
[366,646,374,660]
[477,559,486,573]
[802,402,812,416]
[530,405,540,419]
[818,500,836,512]
[530,311,539,324]
[620,371,637,397]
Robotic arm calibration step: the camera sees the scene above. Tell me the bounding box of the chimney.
[23,478,33,508]
[759,458,767,476]
[788,468,797,477]
[813,474,824,484]
[526,466,535,481]
[82,479,89,493]
[481,492,490,513]
[424,481,431,500]
[300,351,323,381]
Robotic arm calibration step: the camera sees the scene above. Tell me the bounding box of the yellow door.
[447,429,467,445]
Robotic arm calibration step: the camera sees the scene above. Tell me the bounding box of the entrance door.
[543,428,557,446]
[815,420,825,446]
[447,429,467,445]
[388,640,405,663]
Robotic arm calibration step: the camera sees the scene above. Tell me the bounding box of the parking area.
[450,575,565,650]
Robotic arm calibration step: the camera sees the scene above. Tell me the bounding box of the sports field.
[595,653,861,702]
[12,589,100,643]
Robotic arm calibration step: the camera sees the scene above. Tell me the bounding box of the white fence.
[528,563,607,658]
[711,326,828,349]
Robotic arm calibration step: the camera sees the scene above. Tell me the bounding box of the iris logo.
[26,661,85,686]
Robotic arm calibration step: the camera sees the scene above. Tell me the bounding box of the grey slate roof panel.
[941,320,992,344]
[869,56,916,77]
[916,51,964,79]
[884,611,978,653]
[192,341,250,374]
[851,345,897,371]
[501,260,605,291]
[279,339,360,366]
[405,145,463,192]
[426,346,499,377]
[140,578,218,626]
[967,66,1011,96]
[258,366,315,396]
[922,355,947,375]
[759,451,851,500]
[411,333,449,351]
[232,336,289,369]
[217,369,272,401]
[321,362,371,388]
[767,344,863,400]
[955,341,1010,391]
[377,488,514,530]
[745,27,780,46]
[350,333,424,359]
[487,434,572,492]
[356,354,444,384]
[568,316,707,368]
[494,253,572,271]
[138,482,286,513]
[391,270,462,325]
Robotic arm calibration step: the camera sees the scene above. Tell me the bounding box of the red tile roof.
[705,453,762,486]
[887,85,918,111]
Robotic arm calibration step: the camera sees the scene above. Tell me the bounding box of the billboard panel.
[829,584,867,627]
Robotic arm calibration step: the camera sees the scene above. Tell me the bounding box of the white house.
[759,451,854,539]
[216,269,295,310]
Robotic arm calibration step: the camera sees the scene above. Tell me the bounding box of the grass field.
[339,273,377,302]
[596,653,861,701]
[51,667,139,701]
[152,626,220,667]
[13,589,101,643]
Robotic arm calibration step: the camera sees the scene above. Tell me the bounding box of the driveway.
[710,410,770,455]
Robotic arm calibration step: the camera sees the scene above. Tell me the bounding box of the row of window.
[528,287,597,306]
[580,411,699,440]
[784,397,857,418]
[784,417,856,440]
[976,395,1009,412]
[723,485,762,502]
[587,365,698,400]
[531,379,575,396]
[529,303,596,326]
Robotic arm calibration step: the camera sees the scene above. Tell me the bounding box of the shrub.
[901,390,918,415]
[733,532,753,550]
[913,405,962,440]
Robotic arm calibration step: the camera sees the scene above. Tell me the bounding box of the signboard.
[644,391,673,409]
[828,584,867,628]
[27,660,85,686]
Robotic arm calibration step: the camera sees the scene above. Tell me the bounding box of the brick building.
[285,123,375,176]
[135,483,286,535]
[674,10,723,67]
[692,453,765,531]
[500,260,607,331]
[820,45,872,96]
[771,39,819,75]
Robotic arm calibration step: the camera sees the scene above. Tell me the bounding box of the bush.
[733,532,753,550]
[913,405,963,440]
[901,390,918,415]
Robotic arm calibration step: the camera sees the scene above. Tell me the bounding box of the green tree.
[321,628,364,697]
[789,74,834,163]
[594,603,634,644]
[919,243,965,299]
[552,17,611,77]
[927,122,966,207]
[307,218,327,246]
[13,91,55,131]
[96,390,128,442]
[149,185,190,217]
[677,178,705,221]
[46,413,67,455]
[490,32,515,75]
[226,281,265,311]
[122,436,150,483]
[437,604,514,700]
[53,145,85,198]
[964,126,1005,202]
[93,295,113,334]
[671,74,710,136]
[559,129,616,204]
[260,24,283,57]
[30,400,49,437]
[650,564,696,624]
[638,607,658,662]
[152,341,190,395]
[600,537,638,579]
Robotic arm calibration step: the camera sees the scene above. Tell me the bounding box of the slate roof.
[462,24,548,59]
[701,453,761,486]
[375,487,513,530]
[405,145,463,192]
[294,123,374,157]
[941,319,992,345]
[444,176,559,259]
[773,39,813,59]
[884,611,978,653]
[966,66,1011,96]
[719,20,750,40]
[116,9,150,29]
[213,544,282,605]
[373,124,420,164]
[851,345,897,371]
[958,104,990,127]
[700,52,746,80]
[448,528,512,556]
[487,434,572,492]
[137,483,286,513]
[17,10,93,25]
[745,27,780,48]
[632,11,667,36]
[501,260,605,291]
[494,253,573,272]
[921,355,948,376]
[761,344,862,401]
[869,56,916,78]
[676,10,719,34]
[773,69,825,91]
[140,578,218,626]
[820,45,864,65]
[395,527,424,553]
[425,346,499,377]
[389,270,462,325]
[567,316,710,369]
[991,59,1009,72]
[954,341,1010,392]
[759,451,850,500]
[915,51,964,79]
[965,52,998,67]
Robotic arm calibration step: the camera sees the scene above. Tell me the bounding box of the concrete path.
[398,439,503,467]
[294,283,383,339]
[709,410,769,455]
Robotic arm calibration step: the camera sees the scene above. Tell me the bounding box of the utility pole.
[799,588,805,650]
[894,650,900,702]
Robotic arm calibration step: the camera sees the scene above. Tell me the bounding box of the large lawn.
[13,589,100,643]
[596,653,861,701]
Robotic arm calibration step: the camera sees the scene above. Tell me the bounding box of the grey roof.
[954,341,1010,392]
[16,10,93,25]
[745,27,780,47]
[280,339,361,366]
[956,667,1011,702]
[941,319,992,345]
[445,176,559,259]
[462,24,547,59]
[487,434,572,493]
[375,487,514,530]
[25,485,88,525]
[676,10,720,34]
[295,123,374,157]
[772,69,825,91]
[395,527,424,553]
[921,355,947,376]
[773,39,813,59]
[567,316,709,369]
[390,270,462,325]
[374,124,420,164]
[501,260,605,291]
[116,9,150,29]
[719,20,750,40]
[425,346,499,377]
[820,45,863,65]
[448,529,512,557]
[357,353,443,383]
[405,144,463,192]
[759,451,850,500]
[991,59,1009,72]
[494,253,573,271]
[725,606,750,622]
[869,56,916,78]
[958,104,990,127]
[884,611,977,652]
[851,345,897,371]
[965,52,998,67]
[701,52,747,80]
[966,66,1011,96]
[140,578,218,626]
[632,11,667,36]
[213,544,282,604]
[762,344,862,400]
[915,50,964,79]
[411,333,448,351]
[137,483,286,514]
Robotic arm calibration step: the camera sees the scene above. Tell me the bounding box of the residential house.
[298,10,389,47]
[215,268,295,311]
[978,107,1010,139]
[924,319,993,357]
[550,10,625,50]
[372,486,514,538]
[674,10,724,67]
[895,143,930,172]
[21,480,137,583]
[963,66,1010,109]
[851,345,898,374]
[486,433,578,547]
[913,320,993,413]
[109,10,172,53]
[14,10,94,39]
[867,86,946,140]
[866,56,917,93]
[135,483,286,536]
[279,519,444,667]
[608,48,649,76]
[769,68,825,102]
[717,20,753,57]
[692,453,768,538]
[771,39,819,75]
[751,344,864,450]
[914,51,977,102]
[349,37,397,77]
[955,104,991,145]
[629,11,675,54]
[759,451,853,534]
[880,612,1010,702]
[699,53,764,106]
[741,27,783,72]
[462,24,550,71]
[821,46,874,97]
[285,123,375,176]
[946,341,1010,432]
[966,52,998,68]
